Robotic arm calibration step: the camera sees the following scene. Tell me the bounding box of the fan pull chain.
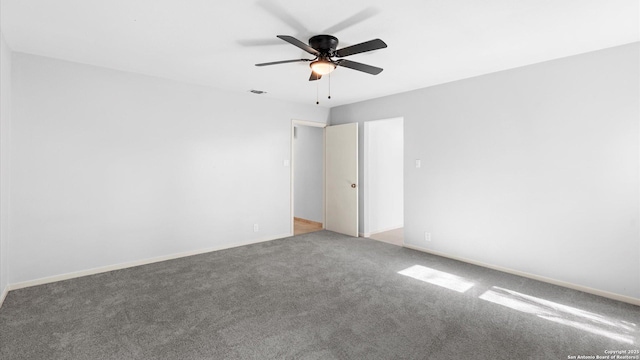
[316,78,319,105]
[328,73,331,100]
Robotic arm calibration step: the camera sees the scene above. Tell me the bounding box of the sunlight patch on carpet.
[479,286,637,344]
[398,265,475,293]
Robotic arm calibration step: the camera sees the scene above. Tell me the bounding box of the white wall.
[330,43,640,300]
[0,33,12,299]
[365,118,403,235]
[294,125,323,223]
[10,53,329,284]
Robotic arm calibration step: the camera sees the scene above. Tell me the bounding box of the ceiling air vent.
[249,89,267,95]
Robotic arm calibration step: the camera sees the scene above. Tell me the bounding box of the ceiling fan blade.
[336,59,383,75]
[335,39,387,58]
[237,38,284,47]
[322,7,380,35]
[257,0,309,34]
[309,72,322,81]
[255,59,310,66]
[277,35,320,56]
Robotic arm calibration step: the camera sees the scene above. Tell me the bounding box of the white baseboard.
[403,243,640,306]
[4,235,637,308]
[6,233,290,293]
[0,285,8,308]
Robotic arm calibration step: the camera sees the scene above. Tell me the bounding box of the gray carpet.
[1,230,638,359]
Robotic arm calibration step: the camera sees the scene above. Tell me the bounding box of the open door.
[325,123,358,237]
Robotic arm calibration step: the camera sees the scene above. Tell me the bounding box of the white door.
[325,123,358,237]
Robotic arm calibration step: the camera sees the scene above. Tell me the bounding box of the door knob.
[351,184,357,188]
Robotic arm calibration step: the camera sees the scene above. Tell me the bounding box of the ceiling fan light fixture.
[310,60,336,75]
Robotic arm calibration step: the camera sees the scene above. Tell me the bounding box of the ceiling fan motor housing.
[309,35,339,56]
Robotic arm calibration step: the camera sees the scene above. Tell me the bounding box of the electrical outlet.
[415,159,421,168]
[253,224,259,232]
[425,232,431,242]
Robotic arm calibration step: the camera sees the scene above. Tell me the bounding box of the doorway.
[364,117,404,245]
[290,121,359,237]
[291,120,325,235]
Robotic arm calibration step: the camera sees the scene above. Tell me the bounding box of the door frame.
[290,119,327,236]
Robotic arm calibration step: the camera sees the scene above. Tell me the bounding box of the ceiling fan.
[255,35,387,81]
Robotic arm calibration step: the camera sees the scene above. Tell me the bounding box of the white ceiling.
[1,0,638,107]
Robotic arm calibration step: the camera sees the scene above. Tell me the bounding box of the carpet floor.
[1,230,638,359]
